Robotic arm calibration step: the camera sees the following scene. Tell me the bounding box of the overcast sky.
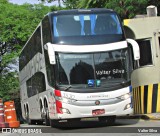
[9,0,59,6]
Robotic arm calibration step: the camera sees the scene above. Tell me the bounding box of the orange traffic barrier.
[0,98,9,129]
[4,101,20,128]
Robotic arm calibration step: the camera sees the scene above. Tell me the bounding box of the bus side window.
[42,16,52,45]
[42,16,55,87]
[34,27,42,54]
[26,72,46,97]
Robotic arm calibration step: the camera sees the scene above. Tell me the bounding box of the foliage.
[0,72,19,100]
[41,0,62,7]
[42,0,160,19]
[105,0,148,19]
[0,71,21,121]
[0,1,51,121]
[0,1,50,74]
[63,0,79,9]
[50,5,66,11]
[74,0,148,19]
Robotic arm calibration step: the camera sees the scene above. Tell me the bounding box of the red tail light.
[55,90,61,97]
[54,90,62,114]
[56,100,62,114]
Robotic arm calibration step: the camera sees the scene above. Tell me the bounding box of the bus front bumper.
[53,99,133,119]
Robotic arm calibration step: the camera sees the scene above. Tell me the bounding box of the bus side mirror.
[44,42,56,65]
[127,39,140,60]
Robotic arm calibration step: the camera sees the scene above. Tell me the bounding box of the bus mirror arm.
[126,39,140,60]
[44,42,56,65]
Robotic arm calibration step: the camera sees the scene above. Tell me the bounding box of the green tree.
[42,0,160,18]
[76,0,148,19]
[41,0,62,7]
[63,0,78,9]
[107,0,148,19]
[0,1,50,121]
[0,1,50,75]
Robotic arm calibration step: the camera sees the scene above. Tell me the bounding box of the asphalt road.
[1,118,160,135]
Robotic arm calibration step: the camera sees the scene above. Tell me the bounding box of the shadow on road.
[36,118,141,133]
[55,118,140,131]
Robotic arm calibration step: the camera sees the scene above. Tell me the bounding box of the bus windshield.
[52,12,124,45]
[56,48,131,90]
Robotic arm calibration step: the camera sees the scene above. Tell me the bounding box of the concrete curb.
[143,114,160,120]
[117,114,160,120]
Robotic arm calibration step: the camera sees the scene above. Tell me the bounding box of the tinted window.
[19,27,42,71]
[42,16,55,86]
[55,48,131,89]
[27,72,46,98]
[137,39,152,66]
[52,13,125,45]
[42,16,52,45]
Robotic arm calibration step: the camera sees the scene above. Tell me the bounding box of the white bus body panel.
[47,41,127,53]
[20,41,131,120]
[49,86,133,119]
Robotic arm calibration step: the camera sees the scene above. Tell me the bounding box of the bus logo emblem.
[95,100,100,105]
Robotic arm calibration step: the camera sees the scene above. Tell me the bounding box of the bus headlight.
[124,103,132,110]
[118,93,131,100]
[61,108,71,114]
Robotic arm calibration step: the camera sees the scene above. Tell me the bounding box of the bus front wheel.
[25,110,35,125]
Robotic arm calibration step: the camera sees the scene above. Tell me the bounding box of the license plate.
[92,109,105,116]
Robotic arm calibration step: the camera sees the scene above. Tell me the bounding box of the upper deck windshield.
[56,48,132,91]
[52,12,124,45]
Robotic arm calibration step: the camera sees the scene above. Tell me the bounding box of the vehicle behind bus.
[19,9,140,127]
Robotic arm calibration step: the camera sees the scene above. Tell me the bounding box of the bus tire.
[26,115,33,125]
[44,107,50,126]
[36,120,44,125]
[26,116,31,125]
[26,114,36,125]
[99,116,116,126]
[25,106,31,125]
[25,105,36,125]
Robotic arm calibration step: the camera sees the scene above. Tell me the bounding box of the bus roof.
[47,8,115,17]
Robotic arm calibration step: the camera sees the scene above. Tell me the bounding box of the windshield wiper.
[119,81,126,87]
[105,80,127,87]
[64,85,72,91]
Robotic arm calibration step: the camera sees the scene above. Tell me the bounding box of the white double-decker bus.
[19,9,140,127]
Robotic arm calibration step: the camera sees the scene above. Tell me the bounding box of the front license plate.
[92,109,105,116]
